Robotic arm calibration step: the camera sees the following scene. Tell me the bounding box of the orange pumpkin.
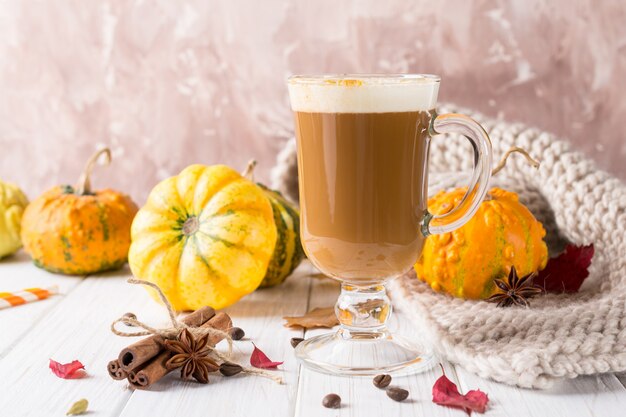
[21,148,138,275]
[415,187,548,299]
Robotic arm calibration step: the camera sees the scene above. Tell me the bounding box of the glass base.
[295,328,435,376]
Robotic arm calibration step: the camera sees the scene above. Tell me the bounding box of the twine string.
[111,278,232,354]
[213,351,284,384]
[128,278,182,330]
[110,277,282,384]
[492,146,540,176]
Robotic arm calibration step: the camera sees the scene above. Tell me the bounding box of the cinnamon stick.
[126,311,234,389]
[118,306,215,372]
[107,359,127,380]
[127,351,171,390]
[204,312,233,346]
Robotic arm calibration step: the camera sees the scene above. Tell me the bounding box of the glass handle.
[422,113,493,236]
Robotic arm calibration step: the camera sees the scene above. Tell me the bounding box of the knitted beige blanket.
[271,104,626,389]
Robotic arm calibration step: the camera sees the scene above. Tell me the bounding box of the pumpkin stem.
[182,216,199,236]
[491,147,540,176]
[242,159,257,181]
[76,148,112,195]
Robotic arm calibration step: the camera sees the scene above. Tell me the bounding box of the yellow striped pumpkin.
[415,187,548,299]
[0,180,28,259]
[129,164,278,310]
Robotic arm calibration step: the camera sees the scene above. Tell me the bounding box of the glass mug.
[287,74,492,375]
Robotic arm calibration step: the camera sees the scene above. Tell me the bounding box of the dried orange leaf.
[66,398,88,416]
[283,307,338,329]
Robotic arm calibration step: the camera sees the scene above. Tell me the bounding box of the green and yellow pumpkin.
[21,148,138,275]
[257,184,304,287]
[129,164,276,310]
[129,163,304,310]
[415,187,548,299]
[0,180,29,259]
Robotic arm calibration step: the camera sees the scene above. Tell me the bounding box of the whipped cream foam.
[288,74,439,113]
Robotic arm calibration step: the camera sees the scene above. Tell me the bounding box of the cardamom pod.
[66,398,88,416]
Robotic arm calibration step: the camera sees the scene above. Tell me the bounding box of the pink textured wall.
[0,0,624,203]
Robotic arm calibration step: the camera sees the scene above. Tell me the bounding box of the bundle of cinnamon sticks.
[107,306,232,389]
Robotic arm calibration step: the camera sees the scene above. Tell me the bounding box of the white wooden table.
[1,251,625,417]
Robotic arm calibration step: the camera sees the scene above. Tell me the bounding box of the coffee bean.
[322,393,341,409]
[290,337,304,348]
[228,327,245,341]
[219,362,243,377]
[373,374,392,388]
[386,386,409,402]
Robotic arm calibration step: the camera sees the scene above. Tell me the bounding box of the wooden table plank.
[295,275,460,417]
[117,263,313,417]
[0,251,83,356]
[0,266,163,417]
[455,367,626,417]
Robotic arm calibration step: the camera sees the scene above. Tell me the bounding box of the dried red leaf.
[250,343,283,369]
[433,365,488,415]
[536,244,594,293]
[49,359,85,379]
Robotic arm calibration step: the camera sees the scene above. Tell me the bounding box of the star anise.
[486,266,543,307]
[163,328,219,383]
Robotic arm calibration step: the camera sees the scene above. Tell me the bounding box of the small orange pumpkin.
[21,148,138,275]
[415,187,548,299]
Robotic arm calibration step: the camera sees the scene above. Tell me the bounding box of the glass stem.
[335,283,392,339]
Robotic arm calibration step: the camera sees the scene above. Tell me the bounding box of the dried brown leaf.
[283,307,338,329]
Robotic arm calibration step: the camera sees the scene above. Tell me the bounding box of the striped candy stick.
[0,286,58,309]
